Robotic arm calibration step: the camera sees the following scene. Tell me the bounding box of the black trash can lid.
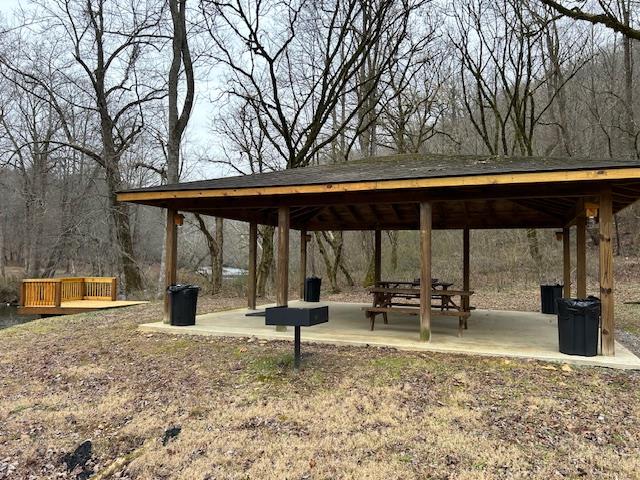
[167,284,200,293]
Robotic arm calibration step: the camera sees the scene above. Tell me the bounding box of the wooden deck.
[18,300,147,315]
[18,277,147,316]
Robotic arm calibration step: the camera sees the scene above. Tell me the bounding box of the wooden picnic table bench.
[363,284,474,337]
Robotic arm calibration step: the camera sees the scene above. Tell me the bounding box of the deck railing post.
[20,281,26,307]
[54,280,62,307]
[110,277,118,301]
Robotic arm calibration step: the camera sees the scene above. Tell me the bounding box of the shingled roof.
[120,153,640,194]
[117,153,640,230]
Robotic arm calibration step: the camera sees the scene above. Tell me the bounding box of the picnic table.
[363,280,474,336]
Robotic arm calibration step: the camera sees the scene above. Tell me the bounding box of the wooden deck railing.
[21,277,117,307]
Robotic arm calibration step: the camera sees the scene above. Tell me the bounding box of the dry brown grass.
[1,291,640,479]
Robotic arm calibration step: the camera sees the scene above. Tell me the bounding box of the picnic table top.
[368,286,474,296]
[376,280,454,287]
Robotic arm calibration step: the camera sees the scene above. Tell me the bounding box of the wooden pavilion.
[117,154,640,356]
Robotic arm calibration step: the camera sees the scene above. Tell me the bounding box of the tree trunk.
[257,225,274,297]
[213,217,224,291]
[0,213,5,277]
[614,214,622,256]
[622,1,636,155]
[315,232,340,292]
[361,231,376,287]
[526,228,543,275]
[194,214,224,293]
[105,161,143,293]
[387,230,399,272]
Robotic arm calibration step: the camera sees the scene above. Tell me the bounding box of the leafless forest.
[1,0,640,302]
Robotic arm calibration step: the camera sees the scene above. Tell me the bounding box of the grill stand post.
[294,325,301,369]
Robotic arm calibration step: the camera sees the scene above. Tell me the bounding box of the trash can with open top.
[557,297,600,356]
[167,284,199,326]
[304,277,322,302]
[540,284,564,314]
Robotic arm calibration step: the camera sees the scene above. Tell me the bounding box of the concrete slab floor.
[140,300,640,370]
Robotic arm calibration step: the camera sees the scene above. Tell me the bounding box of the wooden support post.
[276,207,290,332]
[463,227,470,313]
[419,202,432,341]
[248,222,258,310]
[599,188,615,356]
[576,215,587,298]
[374,229,382,285]
[299,229,307,299]
[163,209,178,324]
[562,227,571,298]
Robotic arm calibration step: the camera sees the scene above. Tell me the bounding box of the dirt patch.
[1,291,639,479]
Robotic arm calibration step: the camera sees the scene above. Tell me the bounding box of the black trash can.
[167,284,199,326]
[557,298,600,356]
[304,277,322,302]
[540,284,564,314]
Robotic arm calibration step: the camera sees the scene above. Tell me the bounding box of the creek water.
[0,305,38,330]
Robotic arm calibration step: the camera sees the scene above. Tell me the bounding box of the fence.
[20,277,117,307]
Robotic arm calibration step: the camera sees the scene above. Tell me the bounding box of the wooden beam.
[146,182,611,212]
[248,222,257,310]
[299,229,307,299]
[374,229,382,285]
[463,227,470,312]
[369,204,381,225]
[563,227,571,298]
[511,198,567,219]
[346,205,363,223]
[599,187,615,356]
[576,215,587,298]
[390,204,404,222]
[276,206,290,331]
[419,202,432,341]
[117,167,640,202]
[164,209,178,324]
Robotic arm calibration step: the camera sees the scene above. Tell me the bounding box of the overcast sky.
[0,0,21,15]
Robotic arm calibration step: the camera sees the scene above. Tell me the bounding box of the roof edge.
[117,166,640,203]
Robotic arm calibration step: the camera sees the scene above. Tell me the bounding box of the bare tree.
[201,0,424,170]
[167,0,195,182]
[2,0,167,292]
[194,214,224,292]
[449,0,587,270]
[540,0,640,40]
[212,101,277,296]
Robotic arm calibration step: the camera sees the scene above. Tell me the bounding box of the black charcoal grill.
[265,306,329,368]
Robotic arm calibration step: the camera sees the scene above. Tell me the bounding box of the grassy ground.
[1,292,640,479]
